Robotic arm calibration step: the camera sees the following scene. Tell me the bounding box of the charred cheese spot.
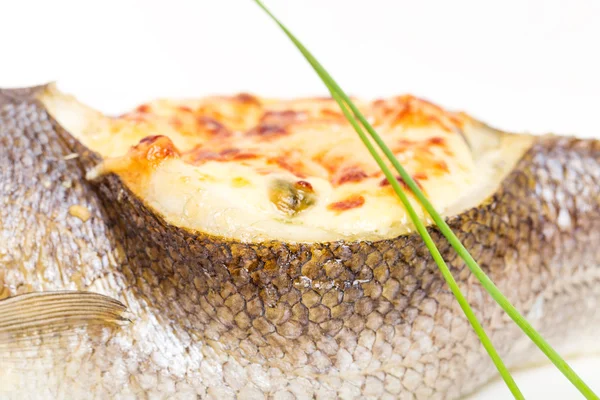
[379,175,426,192]
[319,108,345,121]
[295,180,314,191]
[267,156,307,178]
[169,116,183,129]
[246,124,288,139]
[327,195,365,212]
[260,110,307,125]
[87,135,180,184]
[428,137,445,146]
[235,93,261,105]
[41,85,535,243]
[135,135,180,162]
[196,116,232,137]
[413,172,428,181]
[372,95,468,132]
[178,105,193,113]
[332,166,369,186]
[433,160,449,173]
[183,148,258,165]
[136,104,151,113]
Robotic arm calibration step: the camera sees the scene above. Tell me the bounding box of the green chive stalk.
[333,89,523,398]
[253,1,599,399]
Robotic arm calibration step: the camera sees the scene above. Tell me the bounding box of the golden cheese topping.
[40,85,534,243]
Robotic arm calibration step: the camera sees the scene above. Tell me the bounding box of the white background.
[1,0,599,398]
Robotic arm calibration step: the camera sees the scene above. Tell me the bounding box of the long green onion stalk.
[332,92,523,397]
[253,1,599,399]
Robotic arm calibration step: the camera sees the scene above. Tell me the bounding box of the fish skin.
[1,86,600,399]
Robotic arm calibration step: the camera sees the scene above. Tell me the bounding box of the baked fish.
[0,84,598,399]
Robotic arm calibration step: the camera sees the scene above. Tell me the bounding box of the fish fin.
[0,290,129,346]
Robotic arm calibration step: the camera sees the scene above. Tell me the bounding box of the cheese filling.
[40,85,533,243]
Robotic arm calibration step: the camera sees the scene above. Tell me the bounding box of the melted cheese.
[40,85,534,243]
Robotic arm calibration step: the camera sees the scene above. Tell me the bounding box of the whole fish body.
[1,86,599,399]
